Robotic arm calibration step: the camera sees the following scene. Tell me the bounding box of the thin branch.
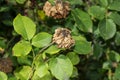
[36,42,54,60]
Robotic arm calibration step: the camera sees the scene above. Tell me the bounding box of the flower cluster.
[43,0,70,19]
[52,28,75,49]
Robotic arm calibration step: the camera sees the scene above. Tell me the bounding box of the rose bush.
[0,0,120,80]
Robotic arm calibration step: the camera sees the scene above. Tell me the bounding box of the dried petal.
[52,28,75,49]
[43,0,70,19]
[43,1,52,16]
[0,58,13,73]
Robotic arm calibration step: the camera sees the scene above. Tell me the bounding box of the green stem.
[6,36,15,50]
[29,42,54,79]
[3,36,15,58]
[33,42,54,65]
[31,47,35,59]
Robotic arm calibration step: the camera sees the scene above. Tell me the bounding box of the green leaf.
[74,40,92,54]
[109,12,120,26]
[0,39,6,48]
[49,55,73,80]
[67,0,83,5]
[17,56,32,65]
[34,54,45,68]
[32,32,52,48]
[48,0,55,5]
[16,0,26,4]
[108,0,120,11]
[115,32,120,46]
[32,72,52,80]
[35,63,49,78]
[71,25,79,35]
[14,66,32,80]
[8,76,17,80]
[13,14,36,40]
[0,6,10,12]
[108,51,120,62]
[72,36,92,55]
[12,40,32,56]
[102,61,111,70]
[66,52,80,65]
[88,6,106,20]
[45,45,61,55]
[2,20,13,26]
[93,43,103,59]
[0,71,8,80]
[113,64,120,80]
[108,0,113,4]
[71,67,78,78]
[72,8,93,32]
[99,0,108,7]
[98,19,116,40]
[72,35,86,41]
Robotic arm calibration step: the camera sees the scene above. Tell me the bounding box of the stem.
[32,42,54,65]
[31,47,35,58]
[29,42,54,79]
[108,69,112,80]
[3,36,15,58]
[6,36,15,50]
[35,42,54,63]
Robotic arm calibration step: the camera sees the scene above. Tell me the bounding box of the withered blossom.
[43,0,70,19]
[0,58,13,73]
[52,28,75,49]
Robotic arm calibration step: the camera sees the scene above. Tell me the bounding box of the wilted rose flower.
[0,58,13,73]
[52,28,75,49]
[43,0,70,19]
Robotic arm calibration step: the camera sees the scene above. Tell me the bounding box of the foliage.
[0,0,120,80]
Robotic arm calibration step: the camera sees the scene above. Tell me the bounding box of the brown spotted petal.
[52,28,75,49]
